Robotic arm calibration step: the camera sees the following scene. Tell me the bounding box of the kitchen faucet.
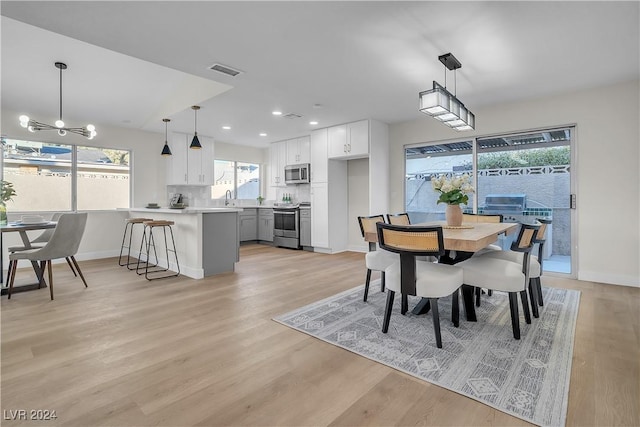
[225,190,232,206]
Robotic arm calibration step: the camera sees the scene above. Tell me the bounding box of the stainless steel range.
[273,203,300,249]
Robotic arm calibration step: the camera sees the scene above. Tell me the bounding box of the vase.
[445,204,463,227]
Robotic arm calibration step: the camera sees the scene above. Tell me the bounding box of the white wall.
[388,79,640,287]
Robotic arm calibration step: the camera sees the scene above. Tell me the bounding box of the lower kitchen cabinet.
[239,208,258,242]
[258,208,274,242]
[300,208,311,247]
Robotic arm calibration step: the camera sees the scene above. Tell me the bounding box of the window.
[77,146,130,210]
[212,160,260,200]
[2,138,130,212]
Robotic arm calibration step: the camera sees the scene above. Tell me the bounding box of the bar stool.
[136,220,180,280]
[119,217,154,270]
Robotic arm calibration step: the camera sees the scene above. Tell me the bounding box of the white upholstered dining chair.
[457,222,540,340]
[377,222,463,349]
[357,215,397,302]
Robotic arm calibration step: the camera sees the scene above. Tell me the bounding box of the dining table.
[365,220,519,321]
[0,220,57,294]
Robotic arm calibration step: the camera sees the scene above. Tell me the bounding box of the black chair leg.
[451,288,460,327]
[401,294,408,315]
[520,290,531,324]
[380,272,385,292]
[382,290,395,333]
[363,269,372,302]
[475,287,481,307]
[430,298,442,348]
[528,279,539,318]
[488,289,493,296]
[535,277,544,306]
[7,260,17,299]
[508,292,521,340]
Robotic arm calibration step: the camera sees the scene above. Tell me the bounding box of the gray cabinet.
[258,208,274,242]
[239,208,258,242]
[300,208,311,247]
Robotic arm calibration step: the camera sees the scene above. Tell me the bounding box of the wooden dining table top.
[365,221,518,253]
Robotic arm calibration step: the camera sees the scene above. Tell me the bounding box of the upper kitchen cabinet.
[286,136,310,165]
[166,133,214,185]
[269,140,287,187]
[327,119,369,159]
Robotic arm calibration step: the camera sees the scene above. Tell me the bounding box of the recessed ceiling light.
[259,133,267,137]
[272,111,282,116]
[222,126,231,130]
[309,121,318,125]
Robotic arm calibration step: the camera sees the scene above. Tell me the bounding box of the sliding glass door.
[405,127,575,277]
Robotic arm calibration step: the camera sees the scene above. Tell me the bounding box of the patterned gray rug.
[273,281,580,427]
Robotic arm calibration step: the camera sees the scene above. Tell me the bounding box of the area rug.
[273,281,580,427]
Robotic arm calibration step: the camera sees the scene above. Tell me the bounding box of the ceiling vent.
[208,63,243,77]
[282,112,303,119]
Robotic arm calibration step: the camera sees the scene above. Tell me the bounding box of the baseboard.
[578,271,639,288]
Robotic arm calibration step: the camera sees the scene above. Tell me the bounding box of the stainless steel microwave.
[284,163,310,184]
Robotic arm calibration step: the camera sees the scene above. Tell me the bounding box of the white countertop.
[129,207,243,214]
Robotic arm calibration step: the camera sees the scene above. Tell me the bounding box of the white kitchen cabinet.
[327,119,369,160]
[310,160,348,252]
[166,133,214,185]
[269,141,287,187]
[286,136,310,165]
[258,208,274,242]
[310,128,328,183]
[310,183,329,248]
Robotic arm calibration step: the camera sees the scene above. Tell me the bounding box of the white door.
[310,129,328,183]
[348,120,369,157]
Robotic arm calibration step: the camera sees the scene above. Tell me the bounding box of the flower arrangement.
[431,173,474,205]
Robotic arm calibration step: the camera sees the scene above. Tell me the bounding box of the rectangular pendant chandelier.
[419,53,475,131]
[419,81,475,131]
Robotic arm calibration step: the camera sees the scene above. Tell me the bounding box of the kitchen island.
[128,207,242,279]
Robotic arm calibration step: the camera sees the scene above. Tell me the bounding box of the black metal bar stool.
[119,217,154,269]
[136,220,180,280]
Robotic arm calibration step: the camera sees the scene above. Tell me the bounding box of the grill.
[483,194,527,214]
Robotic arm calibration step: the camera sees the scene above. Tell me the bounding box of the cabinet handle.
[344,144,347,153]
[185,173,187,182]
[347,143,351,152]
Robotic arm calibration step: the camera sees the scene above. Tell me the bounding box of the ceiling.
[2,1,638,148]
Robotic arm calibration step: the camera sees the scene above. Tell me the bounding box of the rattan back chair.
[459,223,540,340]
[386,213,411,226]
[357,215,396,302]
[462,213,503,223]
[376,222,463,348]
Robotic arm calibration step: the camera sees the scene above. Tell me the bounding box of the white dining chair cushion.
[365,249,398,271]
[472,244,502,257]
[459,257,526,292]
[477,250,541,277]
[385,260,463,298]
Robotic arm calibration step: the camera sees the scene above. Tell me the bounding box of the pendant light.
[19,62,97,139]
[190,105,202,149]
[161,118,172,156]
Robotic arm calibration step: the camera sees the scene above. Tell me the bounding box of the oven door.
[273,209,299,238]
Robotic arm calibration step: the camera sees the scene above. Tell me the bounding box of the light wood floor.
[1,244,638,426]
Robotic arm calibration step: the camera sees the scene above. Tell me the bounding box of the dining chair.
[458,223,540,340]
[386,212,411,225]
[5,212,77,283]
[478,219,552,311]
[376,222,463,349]
[7,213,88,300]
[357,215,397,301]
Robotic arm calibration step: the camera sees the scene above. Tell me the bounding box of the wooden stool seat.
[127,217,154,224]
[143,220,175,227]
